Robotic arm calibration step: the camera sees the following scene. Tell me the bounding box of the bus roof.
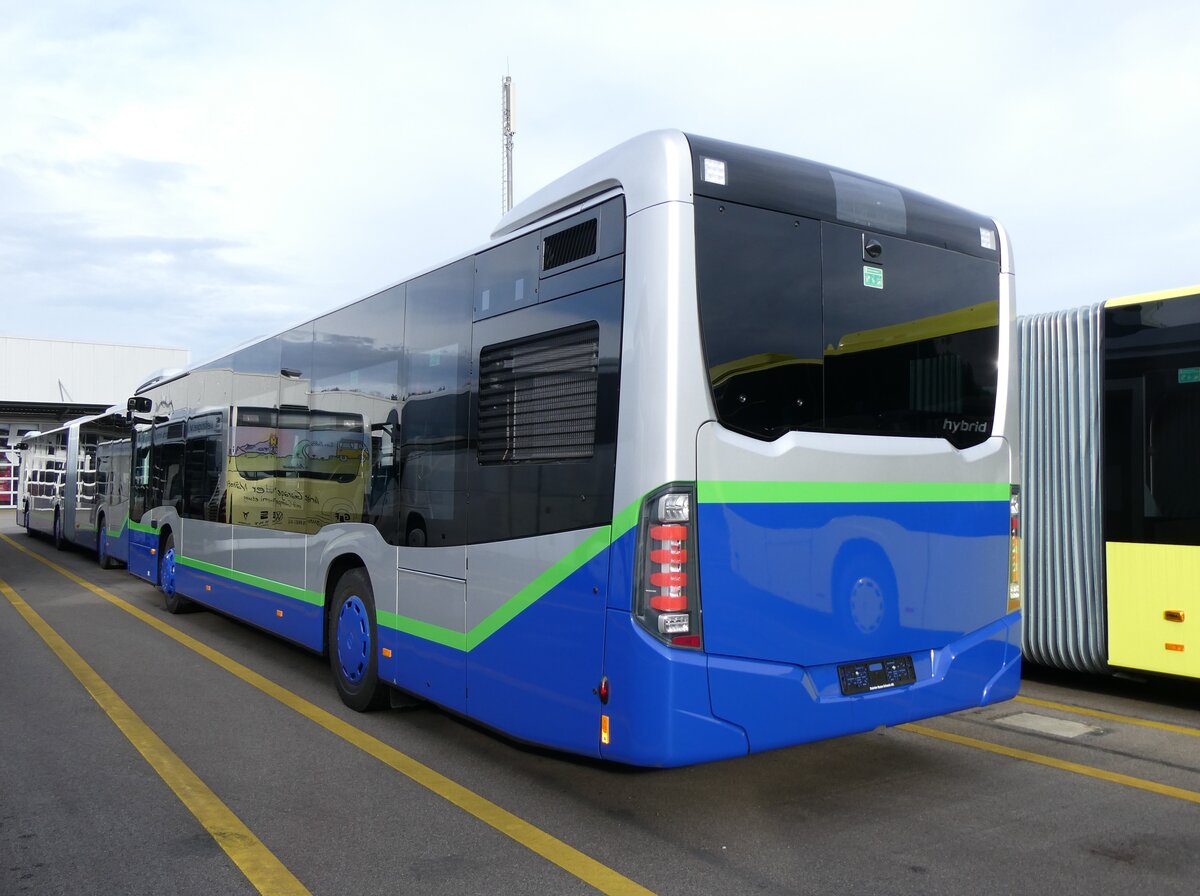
[161,130,1006,388]
[496,130,1002,264]
[1105,285,1200,308]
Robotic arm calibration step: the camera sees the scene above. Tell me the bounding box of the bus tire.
[160,531,192,614]
[97,517,116,569]
[328,567,389,712]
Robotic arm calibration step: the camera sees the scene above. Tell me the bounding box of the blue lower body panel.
[101,520,130,566]
[128,527,158,584]
[175,561,324,652]
[383,629,466,714]
[466,552,609,758]
[599,592,1018,766]
[707,612,1021,753]
[600,612,749,767]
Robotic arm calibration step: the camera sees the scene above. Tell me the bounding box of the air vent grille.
[478,323,599,463]
[542,219,598,271]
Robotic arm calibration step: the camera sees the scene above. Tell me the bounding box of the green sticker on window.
[1179,367,1200,384]
[863,265,884,289]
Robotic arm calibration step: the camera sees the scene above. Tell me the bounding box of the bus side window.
[399,260,473,548]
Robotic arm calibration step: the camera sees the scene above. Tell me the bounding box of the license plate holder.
[837,655,916,695]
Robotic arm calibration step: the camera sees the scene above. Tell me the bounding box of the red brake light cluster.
[635,486,702,649]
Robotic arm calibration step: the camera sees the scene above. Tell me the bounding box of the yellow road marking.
[0,575,310,896]
[901,723,1200,805]
[1015,694,1200,737]
[0,533,654,896]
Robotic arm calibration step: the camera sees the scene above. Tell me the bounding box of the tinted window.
[694,199,1000,447]
[1104,295,1200,545]
[184,413,225,522]
[694,198,823,440]
[313,290,404,400]
[130,428,153,519]
[821,223,999,446]
[280,324,313,406]
[475,232,539,320]
[311,287,405,541]
[399,261,473,547]
[153,423,185,515]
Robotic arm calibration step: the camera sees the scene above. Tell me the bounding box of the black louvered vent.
[542,218,598,271]
[478,323,600,464]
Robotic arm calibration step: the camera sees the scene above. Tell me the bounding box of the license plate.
[837,655,916,695]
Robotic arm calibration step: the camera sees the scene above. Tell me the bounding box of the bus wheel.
[328,568,389,712]
[97,519,115,569]
[53,511,66,551]
[160,532,191,614]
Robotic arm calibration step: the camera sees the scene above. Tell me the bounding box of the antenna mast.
[501,75,515,213]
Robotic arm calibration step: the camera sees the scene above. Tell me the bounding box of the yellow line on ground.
[1015,694,1200,737]
[0,574,310,896]
[901,722,1200,805]
[0,533,654,896]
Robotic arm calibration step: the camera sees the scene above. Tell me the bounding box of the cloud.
[2,0,1199,364]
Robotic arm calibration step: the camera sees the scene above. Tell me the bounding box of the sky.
[2,0,1199,366]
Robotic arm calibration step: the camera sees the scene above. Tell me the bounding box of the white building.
[0,336,190,509]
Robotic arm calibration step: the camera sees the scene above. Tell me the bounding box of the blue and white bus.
[16,408,129,564]
[119,131,1020,766]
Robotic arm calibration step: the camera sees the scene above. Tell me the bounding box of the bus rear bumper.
[707,612,1021,753]
[600,611,1019,767]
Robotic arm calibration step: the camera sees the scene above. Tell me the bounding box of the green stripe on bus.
[375,527,614,653]
[464,527,612,651]
[175,555,324,607]
[128,520,156,535]
[377,612,467,651]
[697,480,1009,504]
[612,499,640,540]
[130,481,1008,653]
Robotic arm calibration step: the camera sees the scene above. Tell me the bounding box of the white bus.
[118,131,1019,766]
[16,408,129,558]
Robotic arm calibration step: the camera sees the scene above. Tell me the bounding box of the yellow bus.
[1021,285,1200,679]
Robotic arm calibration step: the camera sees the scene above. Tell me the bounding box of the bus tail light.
[1008,485,1021,613]
[635,485,702,649]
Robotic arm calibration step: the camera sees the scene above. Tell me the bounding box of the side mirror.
[127,396,153,414]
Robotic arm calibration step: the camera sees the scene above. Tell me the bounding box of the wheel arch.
[322,552,368,656]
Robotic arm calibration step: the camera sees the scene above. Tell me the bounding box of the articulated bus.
[15,408,130,561]
[1021,286,1200,681]
[46,132,1020,766]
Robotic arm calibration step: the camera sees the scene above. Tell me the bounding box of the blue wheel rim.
[336,596,371,684]
[161,547,177,596]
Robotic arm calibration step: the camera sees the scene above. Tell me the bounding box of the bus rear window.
[695,197,1000,447]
